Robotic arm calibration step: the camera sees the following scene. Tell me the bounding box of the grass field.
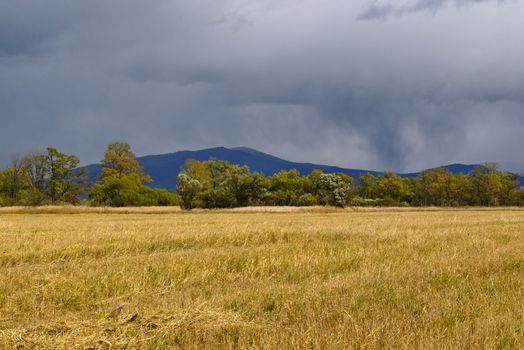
[1,207,523,349]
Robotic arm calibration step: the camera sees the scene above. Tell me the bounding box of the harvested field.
[1,208,523,349]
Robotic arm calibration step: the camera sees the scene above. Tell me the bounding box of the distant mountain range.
[81,147,524,191]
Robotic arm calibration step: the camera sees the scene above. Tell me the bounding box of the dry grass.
[0,206,184,215]
[1,208,523,349]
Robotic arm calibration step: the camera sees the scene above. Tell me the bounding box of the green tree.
[266,169,307,206]
[375,172,414,205]
[21,152,48,205]
[100,142,150,182]
[90,173,179,207]
[448,173,469,207]
[414,168,462,207]
[358,173,378,199]
[45,147,86,204]
[466,163,509,206]
[90,142,179,207]
[498,172,519,206]
[512,187,524,206]
[91,173,152,207]
[225,166,267,207]
[177,159,267,209]
[0,157,27,206]
[1,148,86,206]
[318,173,353,207]
[306,169,324,197]
[176,173,203,209]
[180,159,212,184]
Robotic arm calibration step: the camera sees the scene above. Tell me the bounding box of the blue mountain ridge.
[81,147,524,191]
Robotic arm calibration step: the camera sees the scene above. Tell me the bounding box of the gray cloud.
[1,0,523,173]
[358,0,507,20]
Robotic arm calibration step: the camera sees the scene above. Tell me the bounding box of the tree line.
[177,159,524,208]
[0,142,178,207]
[1,142,523,208]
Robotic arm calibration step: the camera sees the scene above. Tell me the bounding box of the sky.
[1,0,523,173]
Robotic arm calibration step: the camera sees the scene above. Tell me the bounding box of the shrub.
[154,189,180,206]
[89,174,178,207]
[349,197,382,207]
[297,193,317,206]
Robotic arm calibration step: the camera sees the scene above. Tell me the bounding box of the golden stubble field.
[0,207,523,349]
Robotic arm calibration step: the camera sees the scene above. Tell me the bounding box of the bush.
[297,193,317,206]
[89,174,179,207]
[154,189,180,206]
[349,197,382,207]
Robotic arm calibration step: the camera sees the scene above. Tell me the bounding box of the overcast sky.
[1,0,523,172]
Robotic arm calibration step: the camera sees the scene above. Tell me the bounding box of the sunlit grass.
[1,208,523,349]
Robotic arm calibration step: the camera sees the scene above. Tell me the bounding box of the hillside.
[81,147,523,191]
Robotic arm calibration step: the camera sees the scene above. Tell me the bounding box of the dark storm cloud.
[1,0,523,173]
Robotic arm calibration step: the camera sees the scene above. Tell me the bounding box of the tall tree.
[467,163,504,206]
[414,168,460,206]
[0,157,27,205]
[359,173,378,199]
[23,153,47,193]
[375,172,414,205]
[91,142,179,207]
[45,147,86,204]
[100,142,150,182]
[20,152,49,205]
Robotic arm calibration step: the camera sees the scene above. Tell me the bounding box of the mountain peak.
[230,147,290,163]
